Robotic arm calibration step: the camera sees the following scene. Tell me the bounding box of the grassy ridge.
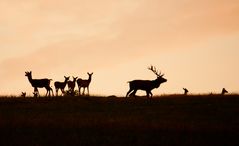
[0,95,239,146]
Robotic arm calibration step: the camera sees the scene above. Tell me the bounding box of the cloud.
[114,0,239,47]
[1,0,239,79]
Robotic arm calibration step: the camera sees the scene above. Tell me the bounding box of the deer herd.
[25,71,93,97]
[24,65,229,98]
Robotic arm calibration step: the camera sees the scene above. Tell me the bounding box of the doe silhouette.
[25,71,53,97]
[126,65,167,99]
[183,88,189,95]
[67,76,78,94]
[221,88,228,95]
[54,76,70,96]
[77,72,93,95]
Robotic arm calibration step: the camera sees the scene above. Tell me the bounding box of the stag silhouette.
[77,72,93,95]
[221,88,228,95]
[126,66,167,99]
[183,88,189,95]
[25,71,53,97]
[54,76,70,96]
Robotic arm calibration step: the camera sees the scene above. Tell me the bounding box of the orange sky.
[0,0,239,96]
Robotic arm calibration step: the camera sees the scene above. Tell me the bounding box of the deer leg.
[130,90,137,97]
[83,88,85,95]
[48,88,51,96]
[149,91,153,98]
[34,87,37,93]
[78,86,81,95]
[34,87,39,97]
[50,87,54,97]
[146,91,150,98]
[47,89,50,97]
[62,89,66,96]
[45,86,52,97]
[60,89,63,96]
[146,91,153,103]
[126,89,133,97]
[45,88,49,97]
[56,88,58,96]
[149,91,153,103]
[87,87,89,95]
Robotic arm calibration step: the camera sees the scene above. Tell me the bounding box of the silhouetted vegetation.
[0,94,238,146]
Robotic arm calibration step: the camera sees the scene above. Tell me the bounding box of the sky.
[0,0,239,96]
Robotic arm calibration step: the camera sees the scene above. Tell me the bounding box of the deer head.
[87,72,93,80]
[72,76,78,81]
[87,72,93,76]
[148,65,164,77]
[148,65,167,83]
[64,76,70,81]
[25,71,32,77]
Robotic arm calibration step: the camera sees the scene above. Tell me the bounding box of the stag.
[221,88,228,95]
[67,76,78,93]
[54,76,70,96]
[126,66,167,98]
[77,72,93,95]
[25,71,53,97]
[183,88,189,95]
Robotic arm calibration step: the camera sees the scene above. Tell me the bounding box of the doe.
[77,72,93,95]
[25,71,53,97]
[67,76,78,93]
[54,76,70,96]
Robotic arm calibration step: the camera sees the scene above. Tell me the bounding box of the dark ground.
[0,95,238,146]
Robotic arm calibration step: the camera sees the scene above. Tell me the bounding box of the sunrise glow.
[0,0,239,96]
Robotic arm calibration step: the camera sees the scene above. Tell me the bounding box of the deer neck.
[27,75,33,84]
[88,76,92,82]
[153,78,160,88]
[64,79,68,84]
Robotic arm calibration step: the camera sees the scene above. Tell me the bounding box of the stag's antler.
[148,65,164,77]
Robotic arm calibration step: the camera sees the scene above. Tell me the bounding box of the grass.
[0,94,238,146]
